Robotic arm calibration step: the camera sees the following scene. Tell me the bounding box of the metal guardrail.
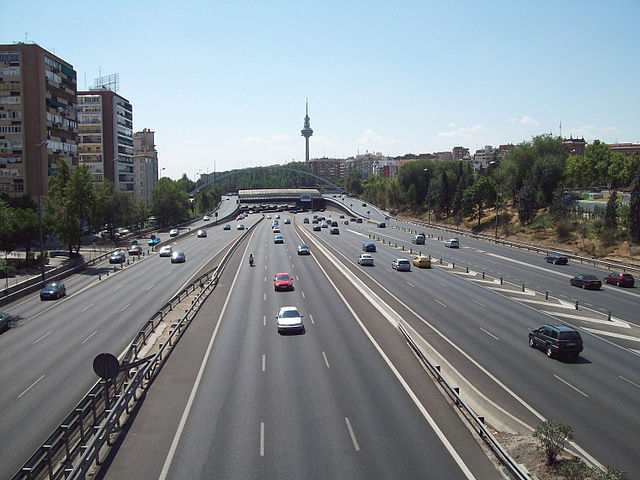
[398,217,640,275]
[398,323,532,480]
[12,218,262,480]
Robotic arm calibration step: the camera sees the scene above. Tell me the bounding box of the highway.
[2,195,640,478]
[101,213,500,479]
[0,197,242,479]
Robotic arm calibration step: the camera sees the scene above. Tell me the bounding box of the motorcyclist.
[249,253,254,266]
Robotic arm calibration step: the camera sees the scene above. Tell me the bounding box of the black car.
[362,242,376,252]
[0,312,11,333]
[570,274,602,290]
[545,252,568,265]
[313,224,321,231]
[40,281,66,300]
[378,222,386,228]
[529,325,583,359]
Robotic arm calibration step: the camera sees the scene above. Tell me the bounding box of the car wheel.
[553,259,557,265]
[546,346,554,358]
[582,283,586,289]
[529,337,535,348]
[617,281,621,287]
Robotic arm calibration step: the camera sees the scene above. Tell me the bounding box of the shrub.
[533,419,573,465]
[557,459,590,479]
[592,466,629,480]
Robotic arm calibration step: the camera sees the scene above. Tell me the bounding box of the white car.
[237,224,245,230]
[272,226,281,233]
[392,258,411,271]
[159,246,173,257]
[203,215,210,221]
[444,238,459,248]
[276,306,304,334]
[284,218,291,224]
[358,253,374,266]
[169,228,179,237]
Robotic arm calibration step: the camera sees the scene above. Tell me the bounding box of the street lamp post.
[36,140,47,284]
[495,187,499,239]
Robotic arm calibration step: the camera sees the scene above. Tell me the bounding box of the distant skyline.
[4,1,639,180]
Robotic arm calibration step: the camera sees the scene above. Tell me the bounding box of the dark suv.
[529,325,583,359]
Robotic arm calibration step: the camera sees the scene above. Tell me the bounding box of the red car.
[128,245,142,255]
[273,273,294,291]
[603,272,635,287]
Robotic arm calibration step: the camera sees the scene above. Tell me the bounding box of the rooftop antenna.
[25,32,28,43]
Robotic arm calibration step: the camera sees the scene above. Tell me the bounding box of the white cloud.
[272,134,290,141]
[437,124,485,138]
[448,122,456,127]
[520,116,539,126]
[355,129,398,146]
[507,118,517,123]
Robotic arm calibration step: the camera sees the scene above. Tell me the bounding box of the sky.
[4,1,639,180]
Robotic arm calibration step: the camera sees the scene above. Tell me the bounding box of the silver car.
[392,258,411,271]
[197,229,207,238]
[159,246,173,257]
[169,228,179,237]
[276,306,304,334]
[358,253,374,266]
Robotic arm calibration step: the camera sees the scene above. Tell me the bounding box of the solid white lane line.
[18,375,45,399]
[260,422,265,456]
[554,375,588,397]
[322,351,330,368]
[120,303,130,312]
[620,376,640,389]
[81,303,94,312]
[81,330,98,345]
[344,417,360,452]
[480,328,499,341]
[301,291,305,299]
[262,354,266,372]
[487,252,573,278]
[472,299,485,308]
[434,299,447,308]
[33,331,52,344]
[309,314,315,324]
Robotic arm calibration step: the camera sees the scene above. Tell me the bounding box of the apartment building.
[0,43,77,201]
[77,88,133,192]
[309,157,344,182]
[609,143,640,157]
[564,137,586,156]
[132,128,158,202]
[452,146,470,161]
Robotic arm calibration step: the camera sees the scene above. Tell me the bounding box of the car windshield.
[280,310,300,318]
[583,275,598,280]
[276,275,290,281]
[44,283,57,289]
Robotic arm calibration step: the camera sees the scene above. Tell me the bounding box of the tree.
[605,190,618,230]
[47,159,81,254]
[583,140,612,188]
[12,208,40,259]
[629,174,640,243]
[0,200,16,254]
[151,177,191,228]
[550,186,568,222]
[533,419,573,465]
[462,176,494,226]
[518,184,537,224]
[344,169,362,195]
[92,180,129,239]
[438,170,451,217]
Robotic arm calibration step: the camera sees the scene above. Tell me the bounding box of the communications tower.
[301,99,313,163]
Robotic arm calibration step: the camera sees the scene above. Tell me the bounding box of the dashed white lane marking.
[620,376,640,389]
[263,315,266,326]
[309,314,315,324]
[554,375,588,397]
[472,299,485,308]
[81,330,98,345]
[33,331,52,344]
[81,303,94,312]
[406,281,415,288]
[120,304,130,312]
[18,374,45,399]
[322,351,330,368]
[260,422,265,456]
[264,293,266,301]
[301,291,305,299]
[262,354,266,372]
[145,284,154,292]
[264,276,266,283]
[480,328,499,341]
[434,299,447,308]
[345,417,360,452]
